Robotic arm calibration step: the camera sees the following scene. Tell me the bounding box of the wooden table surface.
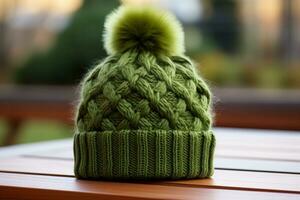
[0,127,300,200]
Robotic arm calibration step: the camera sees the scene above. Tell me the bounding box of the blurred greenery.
[2,0,299,145]
[0,120,7,143]
[0,120,72,145]
[205,0,240,53]
[12,0,300,89]
[197,51,300,89]
[14,0,119,85]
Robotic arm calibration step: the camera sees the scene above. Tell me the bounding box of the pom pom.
[103,6,185,55]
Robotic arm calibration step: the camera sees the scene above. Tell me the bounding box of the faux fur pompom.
[103,6,185,56]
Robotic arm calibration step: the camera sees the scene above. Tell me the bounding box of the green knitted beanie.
[73,5,215,180]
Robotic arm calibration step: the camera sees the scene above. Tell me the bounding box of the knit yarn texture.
[74,6,216,180]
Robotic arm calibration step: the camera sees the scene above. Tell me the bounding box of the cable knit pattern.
[73,5,215,180]
[76,52,212,132]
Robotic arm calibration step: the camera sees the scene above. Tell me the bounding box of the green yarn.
[74,130,215,179]
[74,5,215,180]
[76,51,212,132]
[103,6,185,55]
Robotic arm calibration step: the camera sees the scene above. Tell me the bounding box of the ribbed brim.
[74,130,215,180]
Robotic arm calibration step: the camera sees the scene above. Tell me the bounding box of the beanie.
[73,5,216,180]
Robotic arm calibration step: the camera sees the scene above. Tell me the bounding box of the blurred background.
[0,0,299,146]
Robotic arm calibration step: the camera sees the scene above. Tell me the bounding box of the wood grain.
[14,129,300,173]
[1,128,300,199]
[215,129,300,162]
[0,157,73,176]
[17,128,300,163]
[1,172,300,200]
[0,156,299,194]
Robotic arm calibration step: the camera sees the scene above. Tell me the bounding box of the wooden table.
[0,128,300,200]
